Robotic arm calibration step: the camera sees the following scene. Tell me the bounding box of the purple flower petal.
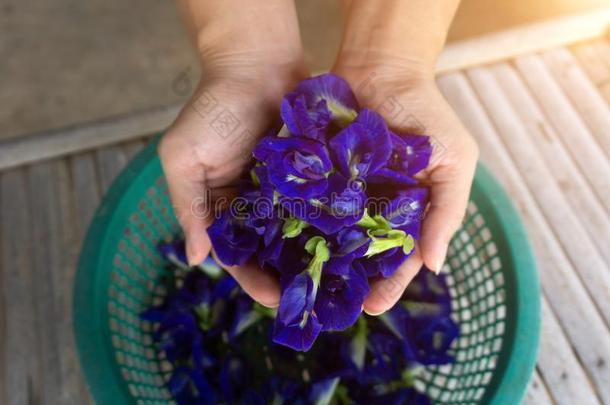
[253,136,332,200]
[329,109,392,179]
[272,312,322,352]
[242,165,275,219]
[369,132,432,184]
[360,247,408,278]
[257,217,286,268]
[279,172,366,235]
[407,316,459,365]
[281,94,332,142]
[276,272,315,325]
[315,261,369,331]
[382,187,429,239]
[332,226,370,260]
[208,210,260,266]
[158,240,189,268]
[281,74,359,141]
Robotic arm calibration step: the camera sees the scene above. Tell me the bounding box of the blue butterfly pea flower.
[368,132,432,185]
[253,136,333,200]
[329,108,392,179]
[315,261,369,331]
[281,73,359,141]
[280,172,366,235]
[208,209,260,266]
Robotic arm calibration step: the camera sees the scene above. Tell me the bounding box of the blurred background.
[1,0,609,140]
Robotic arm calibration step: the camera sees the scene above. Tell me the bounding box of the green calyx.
[304,236,330,288]
[366,230,415,257]
[356,209,392,231]
[282,217,309,239]
[357,209,415,257]
[326,101,358,128]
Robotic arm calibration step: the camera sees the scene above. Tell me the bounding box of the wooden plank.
[69,153,102,239]
[0,169,42,405]
[95,144,130,195]
[53,160,92,403]
[122,139,147,161]
[437,72,610,403]
[0,103,179,171]
[523,370,555,405]
[537,298,602,405]
[597,39,610,70]
[488,63,610,247]
[513,54,610,207]
[0,179,4,405]
[571,40,610,103]
[466,66,610,303]
[541,47,610,159]
[437,7,610,74]
[27,161,65,404]
[484,63,610,250]
[67,154,103,403]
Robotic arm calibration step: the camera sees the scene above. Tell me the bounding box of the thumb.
[159,140,212,266]
[420,163,475,274]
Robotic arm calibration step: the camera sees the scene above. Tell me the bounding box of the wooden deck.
[1,15,609,405]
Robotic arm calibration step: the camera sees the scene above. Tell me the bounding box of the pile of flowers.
[208,73,433,351]
[142,241,459,404]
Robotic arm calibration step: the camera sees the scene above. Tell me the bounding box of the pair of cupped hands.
[159,48,478,316]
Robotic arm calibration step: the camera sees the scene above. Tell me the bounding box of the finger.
[211,250,281,308]
[159,140,212,266]
[363,248,423,315]
[420,163,475,274]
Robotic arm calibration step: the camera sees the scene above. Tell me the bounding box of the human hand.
[332,64,478,315]
[160,59,306,309]
[159,0,307,308]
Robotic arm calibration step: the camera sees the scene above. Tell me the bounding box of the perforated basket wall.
[74,137,540,405]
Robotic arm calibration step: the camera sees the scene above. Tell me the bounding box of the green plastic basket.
[74,135,540,405]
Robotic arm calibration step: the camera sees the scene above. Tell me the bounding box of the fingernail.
[363,307,385,316]
[434,258,444,275]
[186,239,200,266]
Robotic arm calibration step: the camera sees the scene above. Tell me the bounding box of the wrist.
[335,0,459,82]
[332,58,436,107]
[195,57,307,111]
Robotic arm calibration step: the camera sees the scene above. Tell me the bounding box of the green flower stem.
[304,236,330,291]
[358,209,415,257]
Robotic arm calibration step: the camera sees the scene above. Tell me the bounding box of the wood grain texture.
[69,153,102,237]
[513,55,610,207]
[466,66,610,282]
[437,71,610,403]
[537,298,602,405]
[52,160,91,404]
[571,40,610,103]
[0,104,179,171]
[541,47,610,159]
[1,169,41,405]
[27,161,64,404]
[95,144,130,195]
[523,370,555,405]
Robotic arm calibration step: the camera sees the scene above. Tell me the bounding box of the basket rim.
[73,135,540,405]
[469,164,540,405]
